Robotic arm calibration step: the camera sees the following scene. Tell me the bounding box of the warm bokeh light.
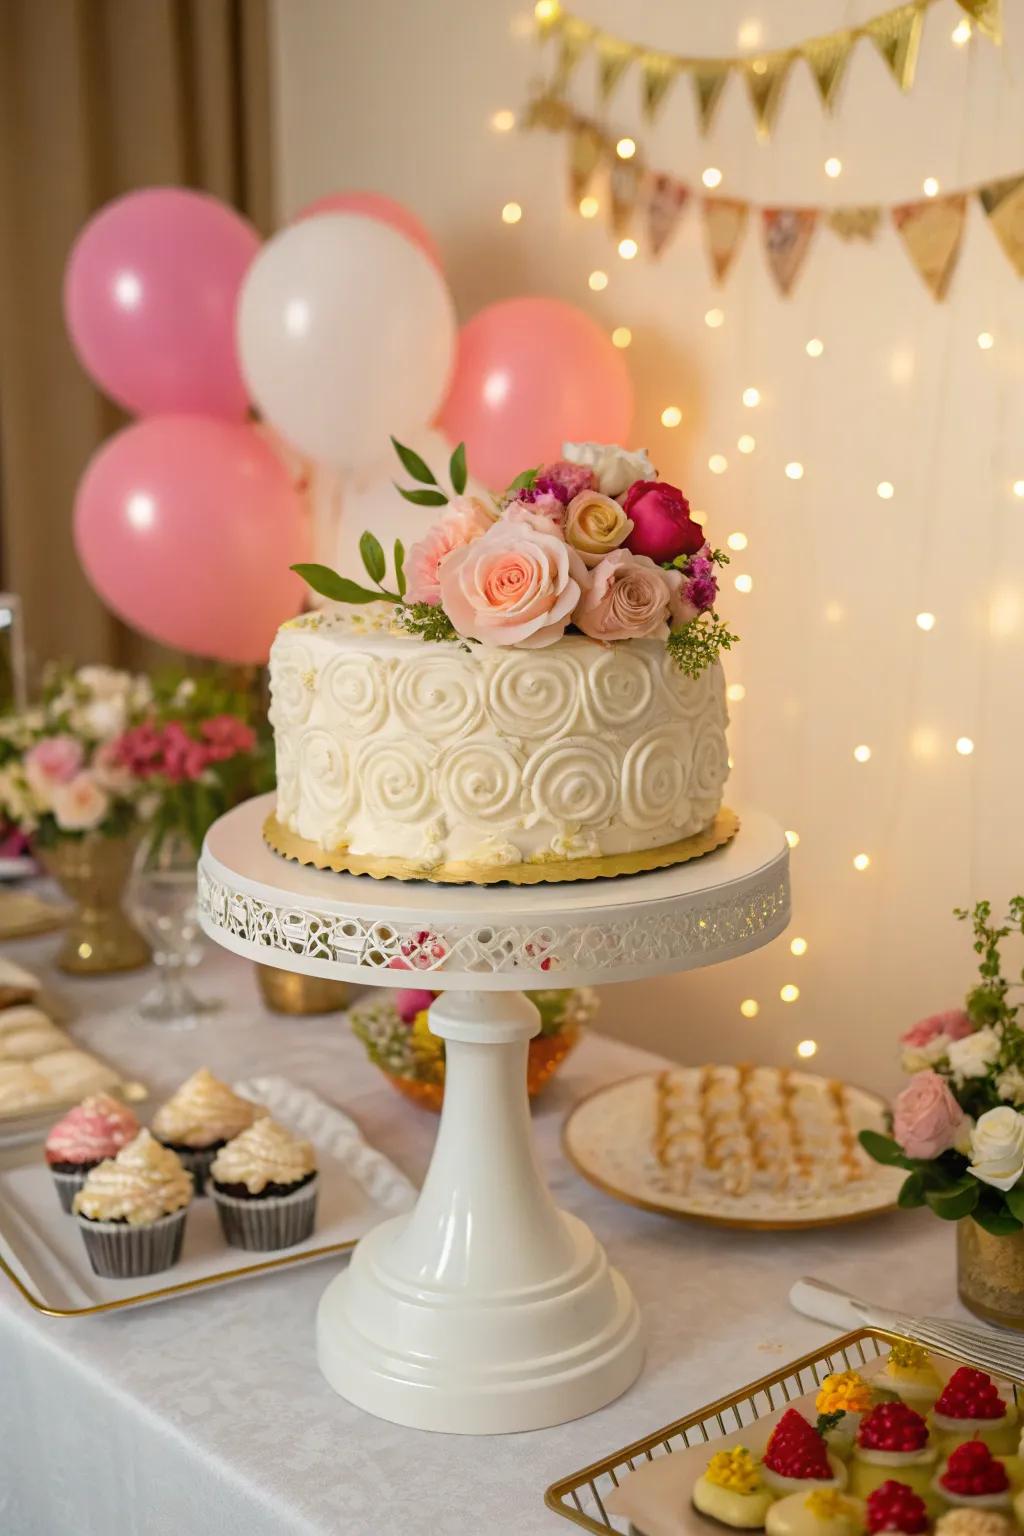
[588,269,608,292]
[709,453,728,474]
[578,195,600,219]
[534,0,559,18]
[853,853,870,871]
[727,531,748,551]
[501,202,522,224]
[977,331,994,350]
[951,16,972,42]
[726,682,746,702]
[618,237,638,260]
[740,998,760,1018]
[785,462,804,480]
[705,308,725,328]
[738,435,756,454]
[853,744,871,763]
[923,176,940,197]
[1014,481,1024,498]
[616,137,637,160]
[876,481,894,500]
[805,337,824,358]
[824,157,842,178]
[790,937,808,957]
[702,167,723,189]
[824,601,844,623]
[956,736,975,755]
[611,326,632,348]
[796,1039,818,1059]
[737,18,763,48]
[491,109,516,132]
[734,573,753,593]
[661,405,682,428]
[916,611,936,632]
[780,984,800,1003]
[785,829,800,847]
[742,387,761,407]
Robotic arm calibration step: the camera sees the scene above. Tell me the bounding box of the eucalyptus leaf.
[394,539,407,600]
[898,1171,926,1209]
[290,564,383,605]
[359,531,386,586]
[390,437,437,485]
[449,441,467,496]
[396,485,449,507]
[925,1181,979,1221]
[859,1129,912,1168]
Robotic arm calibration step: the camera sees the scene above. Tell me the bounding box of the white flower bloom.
[967,1105,1024,1192]
[953,1116,975,1157]
[948,1026,1000,1082]
[996,1065,1024,1107]
[50,772,110,833]
[562,441,655,498]
[901,1033,955,1073]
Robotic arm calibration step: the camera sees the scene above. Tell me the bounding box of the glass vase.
[39,832,149,976]
[127,829,218,1029]
[957,1218,1024,1329]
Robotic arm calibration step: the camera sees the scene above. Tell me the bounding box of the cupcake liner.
[76,1207,188,1279]
[211,1176,318,1252]
[50,1165,92,1215]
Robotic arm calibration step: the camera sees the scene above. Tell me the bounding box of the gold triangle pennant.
[690,63,729,136]
[610,157,644,237]
[828,205,883,241]
[641,53,679,121]
[744,52,794,138]
[762,208,818,296]
[596,36,633,102]
[569,124,605,204]
[867,3,925,91]
[704,197,749,283]
[956,0,1002,42]
[802,30,855,111]
[553,16,593,89]
[522,91,573,133]
[892,194,967,299]
[978,175,1024,276]
[647,174,690,258]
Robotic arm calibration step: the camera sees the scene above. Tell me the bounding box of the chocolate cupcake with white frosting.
[209,1118,317,1252]
[151,1067,265,1194]
[73,1129,193,1277]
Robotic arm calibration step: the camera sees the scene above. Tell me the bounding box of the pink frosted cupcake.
[45,1094,140,1213]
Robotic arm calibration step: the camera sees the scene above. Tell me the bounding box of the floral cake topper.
[293,439,737,678]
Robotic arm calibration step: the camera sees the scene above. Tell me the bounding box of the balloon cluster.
[66,187,633,664]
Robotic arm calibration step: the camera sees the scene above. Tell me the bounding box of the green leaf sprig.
[392,436,469,507]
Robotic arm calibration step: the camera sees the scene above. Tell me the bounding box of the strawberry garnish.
[866,1480,929,1534]
[940,1441,1009,1498]
[934,1367,1006,1422]
[857,1402,929,1453]
[763,1408,833,1480]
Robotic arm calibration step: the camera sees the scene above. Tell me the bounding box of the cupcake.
[865,1481,930,1536]
[692,1447,775,1528]
[881,1342,943,1410]
[761,1410,848,1496]
[935,1443,1012,1512]
[932,1369,1019,1457]
[151,1068,265,1194]
[45,1093,140,1212]
[766,1489,866,1536]
[849,1403,938,1502]
[208,1118,317,1252]
[73,1129,192,1278]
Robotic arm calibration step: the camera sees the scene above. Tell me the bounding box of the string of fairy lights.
[486,2,1015,1064]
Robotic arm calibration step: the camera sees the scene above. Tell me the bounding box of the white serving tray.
[0,1074,416,1316]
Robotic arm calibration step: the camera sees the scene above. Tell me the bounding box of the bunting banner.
[524,93,1024,301]
[535,0,1002,140]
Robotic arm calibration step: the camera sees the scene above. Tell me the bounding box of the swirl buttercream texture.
[73,1129,193,1224]
[210,1118,316,1194]
[46,1094,140,1166]
[151,1068,266,1149]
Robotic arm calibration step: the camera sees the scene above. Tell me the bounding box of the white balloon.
[237,214,455,470]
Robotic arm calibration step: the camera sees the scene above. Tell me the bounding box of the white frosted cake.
[267,438,736,883]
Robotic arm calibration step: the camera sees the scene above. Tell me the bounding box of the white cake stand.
[197,795,789,1435]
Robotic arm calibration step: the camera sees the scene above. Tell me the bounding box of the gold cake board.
[262,807,739,886]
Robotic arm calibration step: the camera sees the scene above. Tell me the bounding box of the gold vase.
[39,832,149,976]
[957,1218,1024,1330]
[256,965,350,1015]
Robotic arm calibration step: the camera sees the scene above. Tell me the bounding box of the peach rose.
[564,491,634,567]
[404,497,493,606]
[439,523,588,649]
[892,1071,966,1160]
[573,550,672,642]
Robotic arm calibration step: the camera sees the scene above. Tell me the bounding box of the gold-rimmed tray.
[562,1070,905,1231]
[544,1327,1024,1534]
[0,1075,416,1317]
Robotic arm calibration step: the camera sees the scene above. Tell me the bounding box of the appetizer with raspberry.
[932,1369,1018,1457]
[880,1343,943,1411]
[935,1442,1012,1512]
[765,1489,866,1536]
[849,1402,938,1501]
[692,1446,775,1529]
[866,1480,930,1535]
[761,1409,848,1495]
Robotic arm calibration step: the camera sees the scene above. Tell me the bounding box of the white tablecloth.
[1,936,957,1536]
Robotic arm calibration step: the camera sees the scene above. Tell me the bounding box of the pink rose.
[50,771,110,833]
[573,550,672,642]
[405,496,493,606]
[622,481,705,563]
[439,523,588,649]
[892,1071,966,1160]
[395,988,436,1024]
[902,1009,973,1049]
[25,735,83,788]
[505,491,567,533]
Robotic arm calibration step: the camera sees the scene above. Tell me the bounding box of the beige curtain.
[0,0,273,682]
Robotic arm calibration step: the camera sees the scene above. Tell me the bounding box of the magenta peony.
[622,480,705,563]
[892,1071,966,1160]
[573,550,672,642]
[439,522,588,648]
[394,988,436,1024]
[404,496,493,606]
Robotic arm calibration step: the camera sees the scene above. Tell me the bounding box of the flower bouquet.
[350,987,598,1111]
[862,899,1024,1326]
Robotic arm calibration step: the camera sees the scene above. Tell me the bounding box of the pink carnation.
[892,1071,966,1160]
[902,1009,973,1050]
[201,715,256,762]
[573,550,672,642]
[405,497,493,606]
[505,494,567,535]
[533,460,596,504]
[24,735,83,788]
[439,522,588,649]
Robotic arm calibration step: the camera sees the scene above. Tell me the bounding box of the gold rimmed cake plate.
[563,1070,905,1231]
[262,807,740,885]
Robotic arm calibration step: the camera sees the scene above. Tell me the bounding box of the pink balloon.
[438,298,633,491]
[64,188,260,420]
[292,190,442,271]
[74,417,308,664]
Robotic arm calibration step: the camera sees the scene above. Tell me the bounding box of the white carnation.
[996,1065,1024,1107]
[948,1026,1000,1082]
[901,1033,955,1073]
[967,1105,1024,1192]
[562,441,654,498]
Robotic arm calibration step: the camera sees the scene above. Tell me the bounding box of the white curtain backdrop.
[270,0,1024,1094]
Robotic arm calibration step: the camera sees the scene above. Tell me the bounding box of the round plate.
[562,1069,905,1231]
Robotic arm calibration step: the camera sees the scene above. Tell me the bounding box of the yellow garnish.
[705,1448,762,1494]
[805,1491,851,1519]
[887,1341,930,1371]
[816,1370,874,1414]
[410,1011,443,1062]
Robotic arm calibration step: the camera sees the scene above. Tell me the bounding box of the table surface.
[1,932,959,1536]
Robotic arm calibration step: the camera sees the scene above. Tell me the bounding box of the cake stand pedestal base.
[316,989,643,1434]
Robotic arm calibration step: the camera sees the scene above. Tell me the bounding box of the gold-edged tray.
[262,808,739,885]
[544,1327,1024,1534]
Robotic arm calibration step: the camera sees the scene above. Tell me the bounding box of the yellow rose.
[564,491,634,567]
